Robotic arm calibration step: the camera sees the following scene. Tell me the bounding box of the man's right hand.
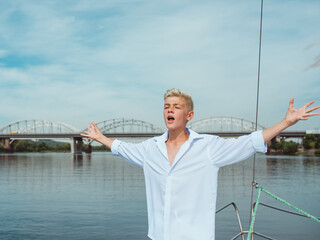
[81,122,114,149]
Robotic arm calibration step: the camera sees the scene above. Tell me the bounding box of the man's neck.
[167,128,189,143]
[166,128,189,166]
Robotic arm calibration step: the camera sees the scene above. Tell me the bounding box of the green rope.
[257,185,320,223]
[247,184,320,240]
[247,187,262,240]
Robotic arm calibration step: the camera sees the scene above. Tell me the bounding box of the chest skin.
[165,141,186,166]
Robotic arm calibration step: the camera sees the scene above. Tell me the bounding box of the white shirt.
[111,128,267,240]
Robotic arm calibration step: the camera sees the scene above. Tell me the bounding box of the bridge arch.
[188,116,265,132]
[89,118,163,134]
[0,120,80,134]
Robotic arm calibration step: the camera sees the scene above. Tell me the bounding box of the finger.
[304,100,315,108]
[288,97,294,110]
[92,122,99,129]
[305,105,320,113]
[303,113,320,117]
[92,122,101,131]
[90,122,96,129]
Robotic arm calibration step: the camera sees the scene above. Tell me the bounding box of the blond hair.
[164,88,194,112]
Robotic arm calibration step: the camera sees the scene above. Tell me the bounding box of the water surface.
[0,153,319,239]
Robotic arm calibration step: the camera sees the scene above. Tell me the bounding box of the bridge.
[0,118,317,154]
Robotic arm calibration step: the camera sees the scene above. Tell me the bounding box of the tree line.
[0,140,110,153]
[269,134,320,155]
[1,135,319,155]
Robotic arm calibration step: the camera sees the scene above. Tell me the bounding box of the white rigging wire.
[249,0,264,224]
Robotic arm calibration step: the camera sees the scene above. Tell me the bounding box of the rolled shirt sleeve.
[210,130,267,168]
[251,130,268,153]
[111,139,146,168]
[111,139,122,155]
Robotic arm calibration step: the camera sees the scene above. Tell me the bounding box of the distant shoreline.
[267,148,320,156]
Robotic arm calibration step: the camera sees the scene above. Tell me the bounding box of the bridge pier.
[84,144,92,153]
[0,138,15,153]
[71,137,83,154]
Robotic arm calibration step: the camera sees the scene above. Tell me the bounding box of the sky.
[0,0,319,132]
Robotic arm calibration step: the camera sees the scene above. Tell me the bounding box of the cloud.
[0,0,319,131]
[0,49,9,58]
[304,40,320,70]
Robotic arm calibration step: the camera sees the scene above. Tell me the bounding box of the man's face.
[163,96,193,131]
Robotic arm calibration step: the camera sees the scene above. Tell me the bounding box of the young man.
[81,88,319,240]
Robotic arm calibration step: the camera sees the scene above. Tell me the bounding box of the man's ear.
[187,111,194,121]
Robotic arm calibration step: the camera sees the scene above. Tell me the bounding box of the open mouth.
[167,116,175,123]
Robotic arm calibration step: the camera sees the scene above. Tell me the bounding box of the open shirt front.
[111,128,267,240]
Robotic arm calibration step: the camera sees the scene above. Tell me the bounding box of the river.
[0,153,319,239]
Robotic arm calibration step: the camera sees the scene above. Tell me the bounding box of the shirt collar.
[154,128,203,143]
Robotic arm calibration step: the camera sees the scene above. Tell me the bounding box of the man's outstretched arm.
[80,122,114,149]
[262,98,320,143]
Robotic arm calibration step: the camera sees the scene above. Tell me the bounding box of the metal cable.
[257,185,320,223]
[248,184,320,240]
[249,0,264,225]
[259,202,320,220]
